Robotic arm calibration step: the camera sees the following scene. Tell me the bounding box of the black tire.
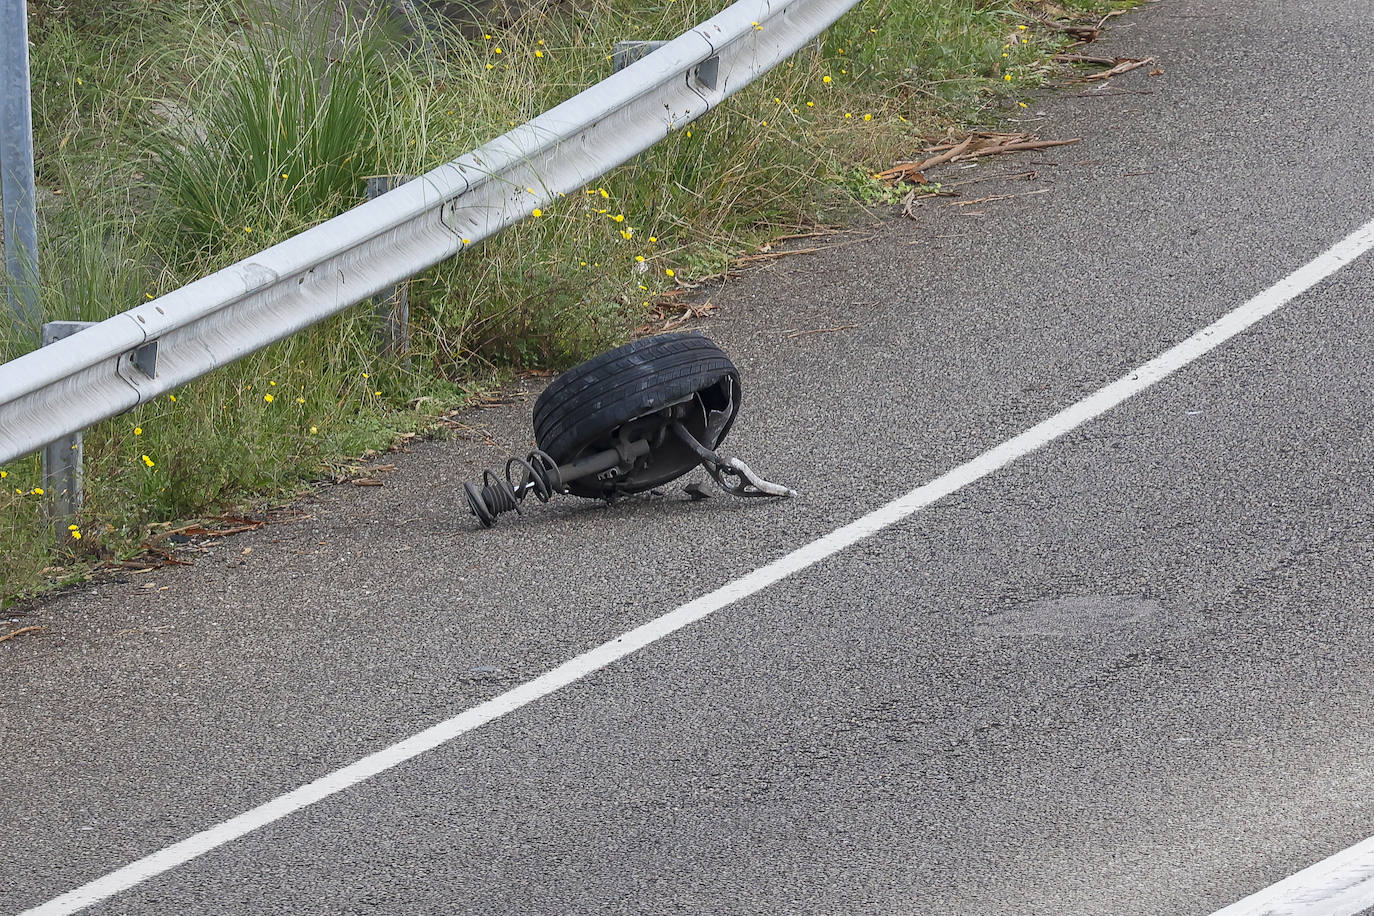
[532,332,741,497]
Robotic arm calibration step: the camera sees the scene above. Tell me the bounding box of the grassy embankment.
[0,0,1130,603]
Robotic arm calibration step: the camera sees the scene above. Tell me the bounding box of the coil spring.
[464,450,560,528]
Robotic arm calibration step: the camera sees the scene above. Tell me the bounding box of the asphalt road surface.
[5,0,1374,913]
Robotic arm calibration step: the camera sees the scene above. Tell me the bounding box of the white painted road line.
[1208,836,1374,916]
[19,215,1374,916]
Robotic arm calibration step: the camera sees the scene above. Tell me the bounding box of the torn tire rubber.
[532,331,742,499]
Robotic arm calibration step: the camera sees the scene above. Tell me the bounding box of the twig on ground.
[0,625,44,644]
[877,136,1080,185]
[1078,57,1156,81]
[945,188,1051,208]
[957,138,1082,159]
[733,245,827,264]
[1073,89,1154,98]
[874,136,972,182]
[943,170,1039,188]
[1055,53,1118,66]
[733,234,876,265]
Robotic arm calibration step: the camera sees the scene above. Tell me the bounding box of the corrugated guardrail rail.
[0,0,861,467]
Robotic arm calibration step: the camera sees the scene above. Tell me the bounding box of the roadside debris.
[876,133,1082,185]
[0,625,44,645]
[460,332,796,529]
[636,297,717,335]
[116,547,194,571]
[1055,54,1157,81]
[683,482,712,501]
[159,516,265,539]
[946,188,1051,208]
[1027,4,1125,44]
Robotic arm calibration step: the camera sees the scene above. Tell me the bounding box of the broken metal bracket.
[668,421,796,499]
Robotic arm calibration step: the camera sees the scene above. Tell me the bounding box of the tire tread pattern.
[532,332,738,464]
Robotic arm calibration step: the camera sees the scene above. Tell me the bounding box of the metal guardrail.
[0,0,860,468]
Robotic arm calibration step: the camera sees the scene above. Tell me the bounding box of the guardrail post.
[0,0,42,344]
[365,175,414,360]
[41,321,94,540]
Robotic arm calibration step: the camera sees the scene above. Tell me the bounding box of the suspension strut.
[462,422,792,528]
[464,437,653,528]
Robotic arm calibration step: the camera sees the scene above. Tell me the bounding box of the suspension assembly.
[461,332,795,529]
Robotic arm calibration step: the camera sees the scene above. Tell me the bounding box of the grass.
[0,0,1135,606]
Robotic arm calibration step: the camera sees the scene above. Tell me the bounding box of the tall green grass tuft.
[2,0,1137,604]
[152,14,390,251]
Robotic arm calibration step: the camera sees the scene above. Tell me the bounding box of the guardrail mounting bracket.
[132,340,158,379]
[693,56,720,92]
